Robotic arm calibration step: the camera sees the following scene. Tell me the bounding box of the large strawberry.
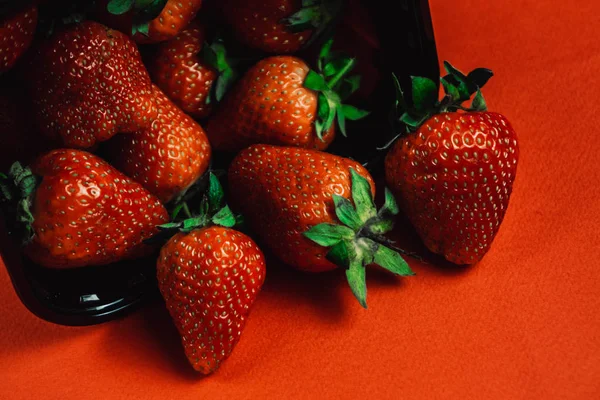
[149,21,235,119]
[0,3,37,74]
[104,85,211,204]
[206,39,368,152]
[384,62,519,265]
[104,0,203,43]
[155,173,266,374]
[220,0,340,54]
[228,144,414,308]
[25,20,157,149]
[0,149,169,269]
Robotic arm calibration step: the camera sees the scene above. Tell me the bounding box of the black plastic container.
[0,0,439,326]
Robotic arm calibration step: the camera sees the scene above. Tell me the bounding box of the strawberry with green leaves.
[104,85,211,204]
[150,21,235,119]
[0,3,37,74]
[0,149,169,269]
[228,144,414,308]
[25,20,157,149]
[154,173,266,374]
[221,0,341,54]
[206,39,368,152]
[384,62,519,265]
[105,0,203,43]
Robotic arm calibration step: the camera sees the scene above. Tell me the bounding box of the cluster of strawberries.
[0,0,519,375]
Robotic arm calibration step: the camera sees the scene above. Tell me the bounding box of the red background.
[1,0,599,398]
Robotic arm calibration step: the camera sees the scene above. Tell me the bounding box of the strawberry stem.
[182,203,192,219]
[326,57,355,89]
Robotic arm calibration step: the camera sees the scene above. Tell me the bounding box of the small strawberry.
[25,20,157,149]
[105,0,203,44]
[150,21,235,119]
[220,0,341,54]
[0,149,169,269]
[104,85,212,204]
[384,62,519,265]
[0,4,37,74]
[206,38,368,152]
[154,173,266,374]
[228,144,414,308]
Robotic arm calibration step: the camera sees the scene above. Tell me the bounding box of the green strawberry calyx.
[281,0,342,35]
[393,61,494,134]
[303,169,415,308]
[107,0,169,37]
[146,172,241,244]
[0,162,39,245]
[200,37,237,106]
[303,38,370,140]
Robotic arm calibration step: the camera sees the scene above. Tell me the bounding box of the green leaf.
[443,61,471,100]
[379,188,399,217]
[281,4,321,33]
[365,219,394,235]
[349,168,376,223]
[304,70,328,91]
[182,216,205,231]
[410,76,438,112]
[336,105,347,137]
[157,221,183,230]
[315,92,337,140]
[400,112,429,130]
[346,260,367,308]
[341,104,369,121]
[107,0,135,15]
[318,38,334,71]
[212,205,236,228]
[333,194,362,231]
[207,173,225,213]
[391,72,406,112]
[171,203,185,220]
[134,0,168,19]
[466,68,494,92]
[304,223,355,247]
[325,239,355,269]
[471,89,487,111]
[441,76,461,101]
[373,244,415,276]
[338,75,361,100]
[132,22,149,37]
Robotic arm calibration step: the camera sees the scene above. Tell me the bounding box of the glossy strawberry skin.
[228,144,374,272]
[0,4,37,74]
[134,0,203,44]
[157,226,266,374]
[385,112,519,265]
[151,22,217,119]
[105,86,211,203]
[221,0,312,53]
[26,21,157,149]
[25,149,169,269]
[206,56,334,152]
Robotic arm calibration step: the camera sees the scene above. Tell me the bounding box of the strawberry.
[105,0,203,44]
[155,173,266,374]
[104,85,212,204]
[384,62,519,265]
[205,39,368,152]
[25,20,157,149]
[228,144,414,308]
[220,0,340,54]
[0,149,169,269]
[150,21,235,119]
[0,4,37,74]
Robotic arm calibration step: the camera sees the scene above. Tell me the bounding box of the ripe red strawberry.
[220,0,340,54]
[228,144,413,307]
[150,21,234,119]
[25,21,157,149]
[206,39,368,152]
[384,62,519,265]
[104,85,211,204]
[0,4,37,74]
[0,149,169,269]
[104,0,203,44]
[155,173,266,374]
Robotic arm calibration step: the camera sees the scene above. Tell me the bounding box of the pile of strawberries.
[0,0,519,375]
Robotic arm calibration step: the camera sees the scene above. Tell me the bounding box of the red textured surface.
[1,0,599,398]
